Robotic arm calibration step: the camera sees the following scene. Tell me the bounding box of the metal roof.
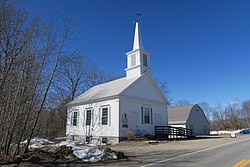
[67,75,141,106]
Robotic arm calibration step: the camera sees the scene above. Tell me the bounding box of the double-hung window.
[101,107,109,125]
[144,107,150,124]
[86,109,92,125]
[72,111,78,126]
[142,106,152,124]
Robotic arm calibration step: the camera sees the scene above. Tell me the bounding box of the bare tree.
[0,3,47,154]
[155,79,171,105]
[0,1,86,155]
[24,17,76,153]
[211,102,227,130]
[47,54,122,141]
[174,100,191,106]
[242,100,250,128]
[198,102,212,121]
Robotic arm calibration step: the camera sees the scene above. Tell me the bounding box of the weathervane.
[135,12,141,22]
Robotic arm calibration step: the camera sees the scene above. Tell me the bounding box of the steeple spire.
[133,21,143,50]
[125,19,152,79]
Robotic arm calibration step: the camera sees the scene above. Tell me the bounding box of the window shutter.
[109,106,111,126]
[150,108,153,124]
[141,106,144,124]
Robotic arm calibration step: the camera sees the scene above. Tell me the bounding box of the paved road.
[94,135,250,167]
[142,137,250,167]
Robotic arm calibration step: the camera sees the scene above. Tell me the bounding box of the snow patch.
[21,138,54,148]
[210,130,243,135]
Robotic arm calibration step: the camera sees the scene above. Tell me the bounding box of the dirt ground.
[109,134,249,153]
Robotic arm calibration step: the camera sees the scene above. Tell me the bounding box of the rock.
[25,156,41,164]
[230,132,237,138]
[146,140,159,144]
[144,134,155,140]
[116,151,127,159]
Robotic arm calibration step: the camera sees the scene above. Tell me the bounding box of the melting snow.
[23,139,118,162]
[21,138,54,148]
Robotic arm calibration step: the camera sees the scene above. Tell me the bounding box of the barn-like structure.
[168,104,209,135]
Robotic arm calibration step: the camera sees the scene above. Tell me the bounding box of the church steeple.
[125,20,151,79]
[133,21,143,50]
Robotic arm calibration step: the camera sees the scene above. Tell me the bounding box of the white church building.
[66,21,169,144]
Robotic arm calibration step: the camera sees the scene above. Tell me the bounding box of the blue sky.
[19,0,250,107]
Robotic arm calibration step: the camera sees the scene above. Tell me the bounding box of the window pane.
[73,112,78,126]
[86,110,91,125]
[102,137,108,144]
[102,108,108,125]
[144,115,150,124]
[143,107,150,124]
[144,108,149,116]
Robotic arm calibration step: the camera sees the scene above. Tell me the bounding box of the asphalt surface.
[93,135,250,167]
[141,137,250,167]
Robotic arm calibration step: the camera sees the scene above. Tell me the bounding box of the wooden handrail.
[155,126,193,139]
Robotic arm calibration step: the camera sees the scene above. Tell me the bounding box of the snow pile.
[210,130,243,135]
[54,136,66,140]
[21,139,119,162]
[21,138,54,148]
[58,140,118,162]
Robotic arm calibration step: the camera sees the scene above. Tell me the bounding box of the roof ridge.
[170,104,196,108]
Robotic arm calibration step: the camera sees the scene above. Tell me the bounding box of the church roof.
[67,75,141,106]
[168,104,196,124]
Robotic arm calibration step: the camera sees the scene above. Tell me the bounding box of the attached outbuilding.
[168,104,209,135]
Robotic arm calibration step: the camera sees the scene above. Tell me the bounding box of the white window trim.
[141,106,153,124]
[71,109,79,127]
[100,105,111,126]
[85,108,93,126]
